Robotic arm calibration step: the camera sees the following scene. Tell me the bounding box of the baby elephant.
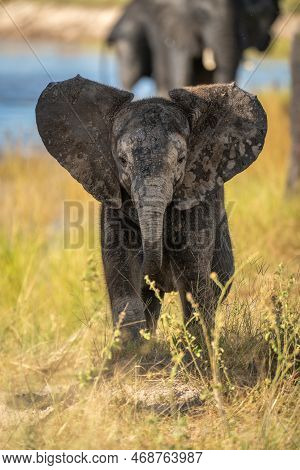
[36,76,267,339]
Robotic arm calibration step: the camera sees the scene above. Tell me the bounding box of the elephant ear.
[36,75,133,208]
[169,83,267,210]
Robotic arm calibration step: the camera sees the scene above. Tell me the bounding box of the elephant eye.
[119,155,127,166]
[178,154,185,164]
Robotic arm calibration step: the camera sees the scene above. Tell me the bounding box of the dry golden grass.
[0,92,299,450]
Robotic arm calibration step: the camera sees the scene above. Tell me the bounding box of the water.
[0,39,290,151]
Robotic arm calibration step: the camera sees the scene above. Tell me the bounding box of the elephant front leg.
[171,228,218,330]
[178,276,218,331]
[101,207,147,342]
[109,291,146,341]
[211,212,235,301]
[176,274,218,366]
[142,286,165,334]
[172,246,218,329]
[102,249,146,341]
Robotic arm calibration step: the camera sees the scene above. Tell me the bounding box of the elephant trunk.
[209,1,241,83]
[138,206,165,277]
[133,178,172,279]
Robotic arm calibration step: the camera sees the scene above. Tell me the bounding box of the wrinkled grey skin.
[108,0,280,95]
[36,76,267,339]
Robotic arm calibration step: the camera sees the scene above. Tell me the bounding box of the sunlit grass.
[0,92,299,449]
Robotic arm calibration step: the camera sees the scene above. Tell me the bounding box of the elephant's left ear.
[169,83,267,210]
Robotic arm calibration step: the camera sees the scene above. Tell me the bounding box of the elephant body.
[36,76,267,340]
[102,186,233,332]
[108,0,280,95]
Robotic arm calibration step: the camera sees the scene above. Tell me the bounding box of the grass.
[284,0,300,13]
[245,36,292,60]
[0,91,299,450]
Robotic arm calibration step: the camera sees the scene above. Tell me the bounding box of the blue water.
[0,39,290,151]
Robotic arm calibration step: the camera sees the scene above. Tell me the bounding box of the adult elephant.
[107,0,280,95]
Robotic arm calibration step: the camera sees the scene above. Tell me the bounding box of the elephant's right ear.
[36,75,133,208]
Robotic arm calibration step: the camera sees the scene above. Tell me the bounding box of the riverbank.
[1,1,300,45]
[0,1,121,42]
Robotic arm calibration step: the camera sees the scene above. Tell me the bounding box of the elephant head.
[36,76,267,277]
[238,0,280,51]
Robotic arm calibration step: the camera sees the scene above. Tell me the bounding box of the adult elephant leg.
[152,43,193,96]
[168,47,193,89]
[113,32,152,91]
[101,206,146,341]
[114,39,144,91]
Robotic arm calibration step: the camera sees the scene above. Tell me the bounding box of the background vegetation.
[0,91,299,449]
[285,0,300,12]
[2,0,300,12]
